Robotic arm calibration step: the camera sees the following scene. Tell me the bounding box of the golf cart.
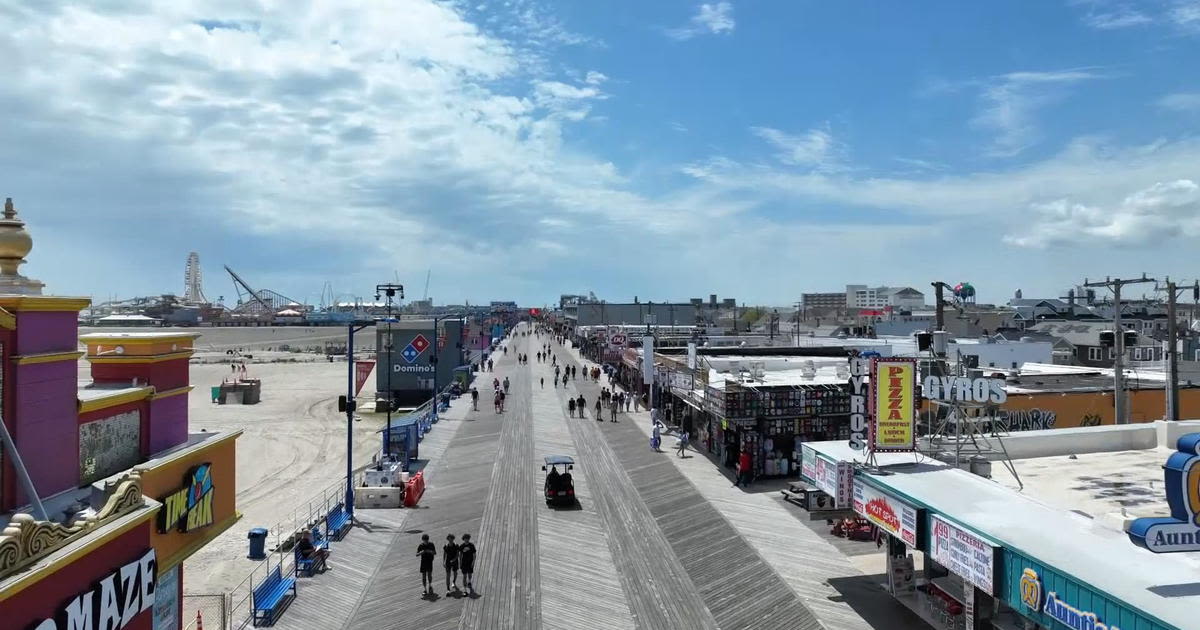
[541,455,575,506]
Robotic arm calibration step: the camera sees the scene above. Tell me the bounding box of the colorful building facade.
[0,199,239,630]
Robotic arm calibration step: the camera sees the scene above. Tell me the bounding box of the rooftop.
[852,451,1200,630]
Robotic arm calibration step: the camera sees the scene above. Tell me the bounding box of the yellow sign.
[871,358,916,452]
[157,463,215,533]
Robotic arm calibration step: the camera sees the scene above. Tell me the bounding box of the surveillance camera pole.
[1084,275,1154,425]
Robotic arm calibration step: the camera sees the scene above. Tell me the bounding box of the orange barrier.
[403,471,426,507]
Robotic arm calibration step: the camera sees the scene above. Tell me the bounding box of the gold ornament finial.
[0,198,43,295]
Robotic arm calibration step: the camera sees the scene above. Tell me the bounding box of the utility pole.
[1084,275,1154,425]
[930,281,950,332]
[794,300,802,346]
[1159,279,1196,422]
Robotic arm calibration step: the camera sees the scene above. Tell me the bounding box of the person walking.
[736,449,753,487]
[443,534,460,595]
[625,393,632,412]
[676,430,689,457]
[568,397,576,418]
[416,534,437,596]
[651,423,662,452]
[471,387,479,411]
[459,534,477,594]
[577,395,586,418]
[610,399,618,422]
[540,376,544,389]
[594,399,602,422]
[499,390,506,412]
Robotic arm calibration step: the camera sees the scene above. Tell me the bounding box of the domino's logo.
[401,334,431,363]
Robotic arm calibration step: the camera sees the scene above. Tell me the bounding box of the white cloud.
[972,70,1106,157]
[1158,92,1200,111]
[667,2,735,41]
[1005,180,1200,247]
[1081,7,1153,29]
[1171,1,1200,27]
[751,125,841,170]
[0,0,674,301]
[682,135,1200,250]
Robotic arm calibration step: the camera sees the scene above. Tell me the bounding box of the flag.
[355,361,375,396]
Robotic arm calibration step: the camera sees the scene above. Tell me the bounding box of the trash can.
[247,528,269,560]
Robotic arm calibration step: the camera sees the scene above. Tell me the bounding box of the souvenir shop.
[800,439,1193,630]
[698,378,852,479]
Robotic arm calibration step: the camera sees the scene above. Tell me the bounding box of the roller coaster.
[224,265,305,317]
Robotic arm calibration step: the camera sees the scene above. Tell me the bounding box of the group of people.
[491,376,509,413]
[651,411,690,457]
[416,533,478,596]
[553,365,577,388]
[517,353,530,365]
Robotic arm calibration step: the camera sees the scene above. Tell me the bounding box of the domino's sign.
[1129,433,1200,553]
[400,334,431,364]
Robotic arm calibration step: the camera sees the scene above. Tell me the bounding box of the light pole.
[344,318,372,517]
[375,283,404,454]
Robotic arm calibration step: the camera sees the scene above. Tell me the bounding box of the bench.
[251,565,296,627]
[326,504,351,541]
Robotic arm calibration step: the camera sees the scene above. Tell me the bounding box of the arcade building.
[0,198,240,630]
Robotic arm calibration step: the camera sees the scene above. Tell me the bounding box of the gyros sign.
[922,375,1007,404]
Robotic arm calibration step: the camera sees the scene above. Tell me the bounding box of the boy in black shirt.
[443,534,460,595]
[459,534,477,594]
[416,534,436,595]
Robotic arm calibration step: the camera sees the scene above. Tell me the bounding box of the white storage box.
[354,486,402,509]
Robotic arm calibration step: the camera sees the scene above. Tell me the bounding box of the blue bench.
[252,565,296,627]
[326,504,351,541]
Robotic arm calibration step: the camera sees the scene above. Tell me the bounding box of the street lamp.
[375,284,404,459]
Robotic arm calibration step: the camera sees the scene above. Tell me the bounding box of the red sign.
[410,334,430,353]
[355,361,375,396]
[865,497,901,531]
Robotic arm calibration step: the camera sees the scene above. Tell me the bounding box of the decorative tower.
[0,198,44,295]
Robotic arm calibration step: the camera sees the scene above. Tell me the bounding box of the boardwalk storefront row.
[799,440,1194,630]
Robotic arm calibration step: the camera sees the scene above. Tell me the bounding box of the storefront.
[138,430,241,630]
[700,378,851,479]
[0,475,160,629]
[799,439,1193,630]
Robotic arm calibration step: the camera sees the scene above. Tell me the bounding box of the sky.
[2,1,1200,307]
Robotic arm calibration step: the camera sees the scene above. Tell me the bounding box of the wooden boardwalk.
[532,373,636,630]
[266,328,929,630]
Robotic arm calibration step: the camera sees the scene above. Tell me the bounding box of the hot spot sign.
[870,357,917,452]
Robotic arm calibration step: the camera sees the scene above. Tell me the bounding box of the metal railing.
[219,381,461,629]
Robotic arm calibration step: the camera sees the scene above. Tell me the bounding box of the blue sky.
[2,1,1199,307]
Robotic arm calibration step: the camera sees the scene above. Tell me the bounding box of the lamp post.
[344,319,372,517]
[375,284,404,456]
